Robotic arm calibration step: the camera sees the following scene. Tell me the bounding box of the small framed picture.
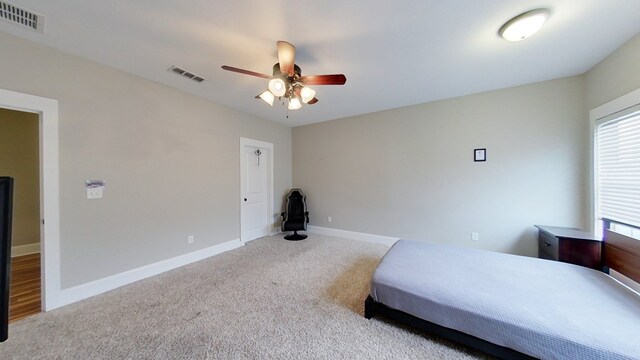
[474,148,486,162]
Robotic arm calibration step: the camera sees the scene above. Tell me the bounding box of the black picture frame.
[474,148,486,162]
[0,177,14,342]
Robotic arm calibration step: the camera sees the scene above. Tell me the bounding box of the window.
[594,105,640,240]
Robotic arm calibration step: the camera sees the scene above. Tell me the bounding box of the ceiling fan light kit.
[288,97,302,110]
[268,78,286,97]
[222,41,347,111]
[300,86,316,103]
[499,8,550,42]
[258,91,275,106]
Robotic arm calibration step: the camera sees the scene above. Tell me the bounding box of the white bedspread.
[370,240,640,359]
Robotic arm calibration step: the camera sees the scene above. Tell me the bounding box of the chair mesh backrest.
[286,190,306,221]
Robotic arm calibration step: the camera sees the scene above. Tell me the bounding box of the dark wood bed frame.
[364,229,640,360]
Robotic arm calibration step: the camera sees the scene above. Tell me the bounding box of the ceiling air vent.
[168,66,206,83]
[0,1,45,33]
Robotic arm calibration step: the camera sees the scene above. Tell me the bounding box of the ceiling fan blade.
[221,65,271,79]
[277,41,296,76]
[308,97,319,105]
[299,74,347,85]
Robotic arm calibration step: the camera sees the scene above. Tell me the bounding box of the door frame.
[239,137,274,244]
[0,88,60,311]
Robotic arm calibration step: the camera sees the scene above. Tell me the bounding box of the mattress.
[370,240,640,360]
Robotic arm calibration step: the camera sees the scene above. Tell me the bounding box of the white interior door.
[240,138,273,243]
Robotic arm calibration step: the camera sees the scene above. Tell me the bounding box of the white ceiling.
[2,1,640,127]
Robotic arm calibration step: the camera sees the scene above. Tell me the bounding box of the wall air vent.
[168,66,206,83]
[0,1,45,33]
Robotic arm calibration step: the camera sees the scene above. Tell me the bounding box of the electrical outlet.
[328,216,332,223]
[188,235,194,244]
[471,232,479,241]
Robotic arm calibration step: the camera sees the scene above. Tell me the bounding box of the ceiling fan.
[222,41,347,110]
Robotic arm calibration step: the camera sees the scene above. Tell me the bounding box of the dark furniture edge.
[603,229,640,283]
[534,225,601,242]
[0,177,14,342]
[364,295,536,360]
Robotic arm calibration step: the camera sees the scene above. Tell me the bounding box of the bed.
[364,229,640,360]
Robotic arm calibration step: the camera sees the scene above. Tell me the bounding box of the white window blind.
[596,108,640,228]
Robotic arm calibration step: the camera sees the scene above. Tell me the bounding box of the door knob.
[244,198,247,201]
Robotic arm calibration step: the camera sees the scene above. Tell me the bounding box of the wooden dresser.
[534,225,602,270]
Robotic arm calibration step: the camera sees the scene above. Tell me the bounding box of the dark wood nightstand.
[534,225,602,270]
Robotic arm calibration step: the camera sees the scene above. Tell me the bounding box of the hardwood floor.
[9,253,41,322]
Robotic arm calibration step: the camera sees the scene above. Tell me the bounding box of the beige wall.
[586,34,640,110]
[1,24,636,290]
[0,108,40,248]
[293,77,587,256]
[0,32,292,288]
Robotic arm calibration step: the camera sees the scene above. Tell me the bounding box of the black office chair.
[281,188,309,240]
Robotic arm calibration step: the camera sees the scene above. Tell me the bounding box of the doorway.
[240,138,274,243]
[0,108,41,322]
[0,88,60,318]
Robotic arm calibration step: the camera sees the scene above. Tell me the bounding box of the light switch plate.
[87,187,103,199]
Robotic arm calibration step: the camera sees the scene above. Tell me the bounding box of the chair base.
[283,231,307,241]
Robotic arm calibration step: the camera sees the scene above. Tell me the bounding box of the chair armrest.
[305,211,309,223]
[281,212,287,221]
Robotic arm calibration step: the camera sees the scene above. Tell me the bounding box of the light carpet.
[0,234,489,359]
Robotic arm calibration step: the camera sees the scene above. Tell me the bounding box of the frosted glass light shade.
[288,97,302,110]
[268,78,286,97]
[499,9,550,42]
[300,86,316,103]
[258,91,274,106]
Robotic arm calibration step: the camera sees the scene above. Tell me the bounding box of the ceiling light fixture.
[300,87,316,104]
[222,41,347,112]
[288,97,302,110]
[499,8,550,42]
[268,78,287,97]
[258,90,275,106]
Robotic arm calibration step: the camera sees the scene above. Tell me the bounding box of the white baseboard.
[53,238,242,309]
[307,226,399,246]
[12,243,40,257]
